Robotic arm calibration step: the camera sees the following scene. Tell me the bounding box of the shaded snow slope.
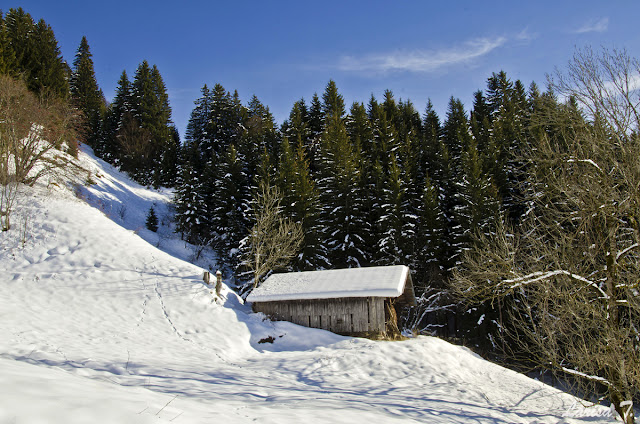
[0,147,614,423]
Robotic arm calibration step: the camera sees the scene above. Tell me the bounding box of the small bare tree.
[0,75,79,230]
[243,183,303,289]
[454,47,640,424]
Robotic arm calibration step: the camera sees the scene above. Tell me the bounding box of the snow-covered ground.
[0,147,616,423]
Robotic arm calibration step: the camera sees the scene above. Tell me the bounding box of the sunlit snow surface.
[0,147,613,423]
[247,265,409,302]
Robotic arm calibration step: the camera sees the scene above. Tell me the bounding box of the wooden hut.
[246,265,416,338]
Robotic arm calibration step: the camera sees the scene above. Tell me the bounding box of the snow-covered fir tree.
[69,36,105,149]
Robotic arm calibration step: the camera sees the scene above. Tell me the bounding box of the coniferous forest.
[170,72,548,349]
[4,10,640,417]
[0,6,567,347]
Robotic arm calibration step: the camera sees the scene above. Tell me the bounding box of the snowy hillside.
[0,147,614,423]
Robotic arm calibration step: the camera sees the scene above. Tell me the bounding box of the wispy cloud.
[337,36,507,73]
[516,27,538,42]
[574,17,609,34]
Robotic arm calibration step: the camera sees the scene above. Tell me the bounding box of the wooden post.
[215,270,222,297]
[203,271,211,285]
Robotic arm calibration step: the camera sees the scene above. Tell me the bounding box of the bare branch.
[561,367,612,386]
[616,243,639,261]
[505,270,609,299]
[243,183,303,288]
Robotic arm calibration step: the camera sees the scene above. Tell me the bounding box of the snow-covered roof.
[246,265,411,302]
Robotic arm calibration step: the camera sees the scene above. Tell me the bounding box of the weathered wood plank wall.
[253,297,387,336]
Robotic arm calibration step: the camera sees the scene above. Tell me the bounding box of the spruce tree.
[3,8,68,98]
[3,8,35,80]
[254,146,276,193]
[205,83,239,160]
[382,90,399,140]
[145,206,159,232]
[442,97,471,165]
[276,137,297,214]
[440,97,471,271]
[243,95,279,183]
[470,90,492,154]
[528,81,543,113]
[184,84,213,168]
[308,93,324,146]
[454,137,500,246]
[346,102,373,160]
[282,100,310,151]
[31,18,69,98]
[317,112,367,268]
[378,154,407,265]
[369,94,398,173]
[277,136,326,271]
[413,174,447,288]
[174,161,209,245]
[151,65,178,187]
[159,125,181,187]
[346,101,379,265]
[102,70,132,161]
[70,36,105,149]
[200,85,248,274]
[212,143,250,274]
[292,137,326,270]
[398,98,423,135]
[361,158,386,265]
[396,100,423,261]
[421,100,441,179]
[178,83,267,265]
[117,61,154,183]
[118,61,176,187]
[484,71,530,220]
[321,80,346,119]
[283,98,320,172]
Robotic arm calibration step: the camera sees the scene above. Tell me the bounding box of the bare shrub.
[242,183,303,289]
[454,47,640,423]
[0,75,79,230]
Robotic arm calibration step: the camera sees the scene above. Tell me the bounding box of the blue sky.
[7,1,640,138]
